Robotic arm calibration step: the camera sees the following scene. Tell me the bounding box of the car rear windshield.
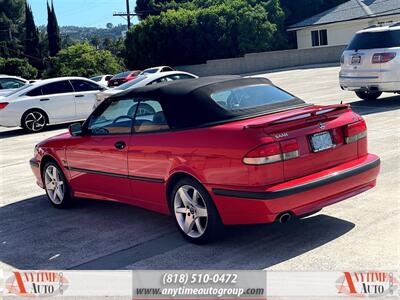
[347,30,400,50]
[142,68,158,74]
[210,84,298,112]
[113,71,131,79]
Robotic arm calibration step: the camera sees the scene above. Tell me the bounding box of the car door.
[65,98,137,202]
[128,99,172,211]
[70,79,103,119]
[26,80,76,123]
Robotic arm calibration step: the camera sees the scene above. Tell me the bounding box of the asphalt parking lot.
[0,64,399,271]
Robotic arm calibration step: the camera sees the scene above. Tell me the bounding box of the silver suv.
[339,23,400,100]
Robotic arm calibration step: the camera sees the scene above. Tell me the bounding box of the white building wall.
[295,14,400,49]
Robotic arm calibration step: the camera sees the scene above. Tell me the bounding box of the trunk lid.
[244,104,362,180]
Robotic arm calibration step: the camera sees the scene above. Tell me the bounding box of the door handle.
[75,95,84,98]
[114,141,126,150]
[40,98,50,101]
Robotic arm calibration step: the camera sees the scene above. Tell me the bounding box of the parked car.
[0,75,29,96]
[107,71,141,87]
[0,77,106,132]
[30,76,380,243]
[140,66,175,75]
[339,23,400,100]
[94,71,198,108]
[90,74,114,86]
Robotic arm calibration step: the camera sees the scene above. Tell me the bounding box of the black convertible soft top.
[110,76,306,129]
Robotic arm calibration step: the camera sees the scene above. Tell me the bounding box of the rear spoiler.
[244,104,350,129]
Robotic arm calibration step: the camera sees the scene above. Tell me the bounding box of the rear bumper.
[211,154,380,225]
[339,70,400,92]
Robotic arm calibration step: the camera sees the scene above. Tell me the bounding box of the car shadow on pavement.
[348,94,400,116]
[0,123,76,139]
[0,195,355,270]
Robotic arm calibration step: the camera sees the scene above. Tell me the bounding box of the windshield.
[347,30,400,50]
[113,71,131,79]
[115,76,147,90]
[4,84,32,97]
[210,84,298,111]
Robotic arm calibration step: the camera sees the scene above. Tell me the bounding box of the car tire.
[42,161,74,208]
[21,109,48,133]
[355,91,382,101]
[171,178,224,244]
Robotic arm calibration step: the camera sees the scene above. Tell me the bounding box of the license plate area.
[310,131,335,152]
[351,55,361,64]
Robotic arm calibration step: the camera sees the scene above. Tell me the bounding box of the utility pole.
[126,0,131,29]
[113,0,136,29]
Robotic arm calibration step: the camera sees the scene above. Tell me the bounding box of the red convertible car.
[30,76,380,243]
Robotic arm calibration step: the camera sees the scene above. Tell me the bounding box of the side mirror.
[69,123,82,136]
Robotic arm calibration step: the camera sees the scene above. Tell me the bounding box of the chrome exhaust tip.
[278,212,292,224]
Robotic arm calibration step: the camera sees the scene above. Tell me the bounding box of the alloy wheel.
[24,111,46,132]
[174,185,208,238]
[44,165,65,205]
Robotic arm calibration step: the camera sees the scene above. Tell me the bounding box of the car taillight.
[243,139,299,165]
[372,52,396,64]
[0,102,9,109]
[344,120,367,144]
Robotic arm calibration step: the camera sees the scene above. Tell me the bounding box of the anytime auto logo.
[5,271,69,297]
[336,271,399,297]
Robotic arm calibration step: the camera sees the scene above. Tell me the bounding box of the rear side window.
[41,81,74,95]
[347,30,400,50]
[26,87,43,97]
[210,84,296,111]
[133,100,170,133]
[71,80,100,92]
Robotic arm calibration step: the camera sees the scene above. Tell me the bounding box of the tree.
[45,43,123,78]
[106,22,114,29]
[24,2,42,70]
[0,58,38,79]
[47,0,61,56]
[125,0,288,68]
[0,0,25,58]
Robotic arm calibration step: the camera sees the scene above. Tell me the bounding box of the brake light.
[0,102,9,109]
[344,120,367,144]
[243,139,299,165]
[372,52,396,63]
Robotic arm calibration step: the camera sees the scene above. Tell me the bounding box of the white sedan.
[94,71,197,108]
[0,77,106,132]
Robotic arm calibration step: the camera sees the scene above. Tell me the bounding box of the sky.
[28,0,139,28]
